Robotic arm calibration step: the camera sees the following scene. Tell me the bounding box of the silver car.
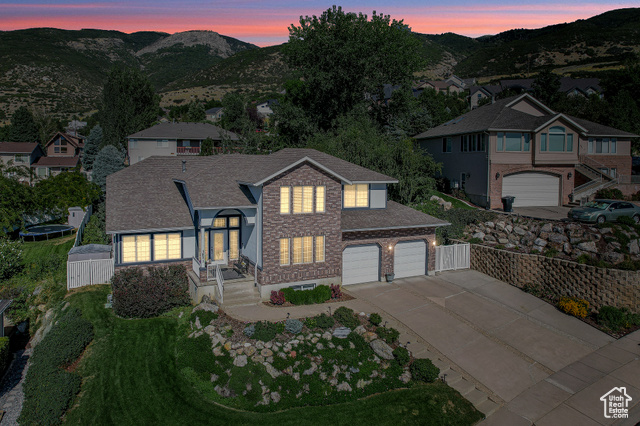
[569,199,640,224]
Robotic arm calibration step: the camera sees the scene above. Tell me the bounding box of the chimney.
[182,159,186,173]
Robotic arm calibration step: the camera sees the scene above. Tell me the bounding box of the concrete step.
[432,358,451,375]
[465,388,488,406]
[476,399,501,417]
[450,377,475,395]
[443,369,461,385]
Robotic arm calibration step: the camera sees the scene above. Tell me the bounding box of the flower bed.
[177,305,440,412]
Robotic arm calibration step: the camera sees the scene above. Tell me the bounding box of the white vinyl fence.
[67,259,115,290]
[73,205,93,248]
[435,243,470,272]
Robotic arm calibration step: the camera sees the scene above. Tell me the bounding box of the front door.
[209,216,241,265]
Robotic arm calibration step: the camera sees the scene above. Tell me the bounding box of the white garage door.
[502,173,560,207]
[394,240,427,279]
[342,245,380,285]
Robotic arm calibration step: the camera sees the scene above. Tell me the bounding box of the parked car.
[568,199,640,224]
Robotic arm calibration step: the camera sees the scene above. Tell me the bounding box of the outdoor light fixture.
[568,172,573,179]
[495,172,500,179]
[466,173,471,178]
[388,244,393,251]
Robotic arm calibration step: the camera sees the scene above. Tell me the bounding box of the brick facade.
[489,164,574,209]
[342,228,437,276]
[470,244,640,312]
[260,163,342,286]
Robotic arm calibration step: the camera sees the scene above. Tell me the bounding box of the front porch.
[188,258,260,307]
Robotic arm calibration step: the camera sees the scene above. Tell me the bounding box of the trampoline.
[19,224,75,241]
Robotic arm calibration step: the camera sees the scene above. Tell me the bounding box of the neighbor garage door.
[394,240,427,279]
[342,244,380,285]
[502,173,560,207]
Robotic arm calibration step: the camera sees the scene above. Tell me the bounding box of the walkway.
[0,349,31,426]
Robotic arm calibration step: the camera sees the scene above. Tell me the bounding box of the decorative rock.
[264,362,281,378]
[244,346,257,357]
[213,346,224,356]
[303,362,318,376]
[261,348,273,357]
[204,325,216,336]
[265,341,273,349]
[514,227,526,236]
[629,239,639,255]
[541,223,553,233]
[399,370,412,384]
[293,372,300,381]
[211,373,219,382]
[605,252,625,264]
[194,317,202,330]
[252,355,265,364]
[271,392,281,403]
[192,302,219,314]
[349,341,356,349]
[370,339,394,360]
[577,241,598,253]
[505,224,513,233]
[362,332,377,342]
[224,342,232,351]
[311,337,319,344]
[233,354,248,367]
[256,341,265,350]
[484,235,496,242]
[214,385,233,397]
[354,325,367,335]
[563,243,572,255]
[472,232,485,240]
[333,327,351,339]
[549,233,567,244]
[284,366,293,375]
[533,238,548,247]
[496,221,506,231]
[322,332,332,340]
[336,382,352,392]
[498,238,509,244]
[316,343,324,350]
[329,377,338,386]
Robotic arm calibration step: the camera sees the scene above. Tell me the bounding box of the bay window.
[540,127,573,152]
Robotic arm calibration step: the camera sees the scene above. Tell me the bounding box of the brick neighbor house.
[106,148,448,302]
[415,93,638,209]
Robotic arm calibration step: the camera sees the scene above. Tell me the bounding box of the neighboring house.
[127,122,240,165]
[415,93,637,209]
[256,100,279,120]
[423,80,463,94]
[31,132,84,178]
[0,142,44,183]
[205,107,224,122]
[106,149,448,302]
[66,120,87,136]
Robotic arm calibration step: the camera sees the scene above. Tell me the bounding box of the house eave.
[107,226,194,235]
[342,223,450,233]
[252,156,354,186]
[193,205,257,211]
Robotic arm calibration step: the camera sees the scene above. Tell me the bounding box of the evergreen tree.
[83,125,103,171]
[92,145,125,191]
[187,101,206,122]
[531,70,561,105]
[199,137,214,156]
[8,106,39,142]
[99,67,160,151]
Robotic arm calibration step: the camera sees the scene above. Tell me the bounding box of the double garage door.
[342,241,426,285]
[502,173,560,207]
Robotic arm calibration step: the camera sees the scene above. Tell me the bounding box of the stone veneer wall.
[470,244,640,312]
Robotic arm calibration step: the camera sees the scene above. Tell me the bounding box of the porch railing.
[192,257,201,276]
[215,263,224,304]
[176,146,200,155]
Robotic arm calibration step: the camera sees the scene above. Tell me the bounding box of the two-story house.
[127,122,240,165]
[0,142,44,184]
[106,149,448,302]
[415,94,637,209]
[31,132,84,178]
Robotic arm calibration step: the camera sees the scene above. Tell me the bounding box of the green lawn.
[66,286,483,426]
[428,191,476,211]
[21,234,75,266]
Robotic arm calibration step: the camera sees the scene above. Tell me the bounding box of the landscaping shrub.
[333,306,359,329]
[270,290,285,305]
[314,313,334,329]
[111,265,190,318]
[393,346,410,366]
[410,358,440,383]
[20,307,94,426]
[369,313,382,326]
[558,296,589,319]
[285,319,303,335]
[190,310,218,326]
[595,188,624,200]
[0,337,10,375]
[0,238,23,280]
[281,285,331,305]
[304,317,317,329]
[597,306,640,332]
[243,324,255,338]
[252,321,277,342]
[376,326,400,344]
[330,284,342,299]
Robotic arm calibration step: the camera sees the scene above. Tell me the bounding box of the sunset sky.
[1,1,637,47]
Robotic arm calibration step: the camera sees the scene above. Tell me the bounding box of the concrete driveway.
[346,270,640,424]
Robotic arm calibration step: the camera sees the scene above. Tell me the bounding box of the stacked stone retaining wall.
[470,244,640,312]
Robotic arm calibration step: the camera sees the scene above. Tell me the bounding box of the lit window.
[280,238,289,265]
[200,232,209,262]
[316,186,325,213]
[229,217,240,227]
[303,236,313,263]
[154,233,181,261]
[303,186,313,213]
[213,218,226,228]
[229,230,239,260]
[280,187,290,214]
[315,236,325,262]
[292,237,303,264]
[344,184,369,208]
[293,186,303,213]
[213,232,224,261]
[122,235,151,263]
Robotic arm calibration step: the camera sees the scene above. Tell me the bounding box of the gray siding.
[370,184,387,209]
[182,229,196,259]
[128,139,177,165]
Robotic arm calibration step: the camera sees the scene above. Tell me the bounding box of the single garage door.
[342,244,380,285]
[394,240,427,279]
[502,173,560,207]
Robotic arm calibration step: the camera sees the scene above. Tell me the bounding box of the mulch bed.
[262,293,355,308]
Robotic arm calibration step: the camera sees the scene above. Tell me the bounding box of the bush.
[81,209,108,245]
[243,324,255,338]
[0,238,23,280]
[314,313,335,329]
[393,346,410,366]
[410,358,440,383]
[20,307,94,425]
[285,319,303,334]
[191,310,218,326]
[597,306,640,332]
[304,317,317,329]
[376,326,400,344]
[595,188,624,200]
[111,265,190,318]
[280,285,331,305]
[330,284,342,299]
[0,337,10,375]
[369,313,382,326]
[270,290,285,305]
[333,306,359,329]
[558,296,589,318]
[253,321,276,342]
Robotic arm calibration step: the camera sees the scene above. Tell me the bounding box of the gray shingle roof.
[341,201,449,231]
[128,122,239,141]
[0,142,40,154]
